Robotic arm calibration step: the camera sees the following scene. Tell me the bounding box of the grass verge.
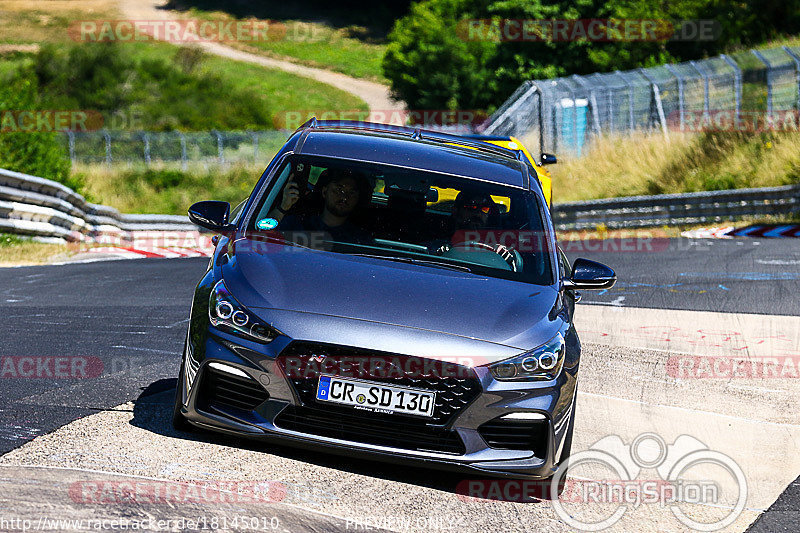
[0,234,71,266]
[545,131,800,203]
[73,164,266,215]
[162,5,388,82]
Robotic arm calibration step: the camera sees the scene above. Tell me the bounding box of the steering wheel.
[438,241,519,272]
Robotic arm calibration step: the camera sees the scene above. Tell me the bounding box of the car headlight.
[489,333,565,381]
[209,280,281,343]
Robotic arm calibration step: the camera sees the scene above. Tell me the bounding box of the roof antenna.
[411,126,422,140]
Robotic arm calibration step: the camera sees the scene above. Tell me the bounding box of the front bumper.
[179,332,577,479]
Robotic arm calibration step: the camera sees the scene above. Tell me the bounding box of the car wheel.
[172,345,193,432]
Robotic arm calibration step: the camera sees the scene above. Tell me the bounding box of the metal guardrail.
[0,167,194,242]
[552,184,800,230]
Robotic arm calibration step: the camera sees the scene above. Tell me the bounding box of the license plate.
[315,375,435,418]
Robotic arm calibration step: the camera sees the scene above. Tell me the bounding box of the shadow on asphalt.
[129,379,551,503]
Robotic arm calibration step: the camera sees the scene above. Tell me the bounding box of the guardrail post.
[103,130,112,167]
[751,50,773,114]
[782,46,800,111]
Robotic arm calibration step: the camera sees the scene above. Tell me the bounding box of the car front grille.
[273,341,482,455]
[478,417,549,457]
[197,365,269,412]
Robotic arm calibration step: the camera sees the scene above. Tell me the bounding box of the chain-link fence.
[62,130,290,168]
[484,45,800,158]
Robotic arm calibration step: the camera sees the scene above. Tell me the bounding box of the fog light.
[208,361,251,379]
[501,412,547,421]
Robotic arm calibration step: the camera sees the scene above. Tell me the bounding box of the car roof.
[290,120,529,189]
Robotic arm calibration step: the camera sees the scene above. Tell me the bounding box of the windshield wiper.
[352,253,473,273]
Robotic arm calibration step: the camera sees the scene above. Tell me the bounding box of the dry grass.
[0,234,71,266]
[74,163,265,215]
[542,131,800,203]
[0,0,119,43]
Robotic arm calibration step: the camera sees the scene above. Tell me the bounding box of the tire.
[171,348,193,432]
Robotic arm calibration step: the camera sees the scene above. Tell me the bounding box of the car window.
[248,156,554,286]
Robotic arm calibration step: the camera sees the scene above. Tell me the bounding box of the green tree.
[383,0,798,111]
[383,0,498,110]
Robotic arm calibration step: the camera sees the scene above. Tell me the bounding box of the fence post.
[572,75,601,135]
[615,70,635,132]
[690,61,711,119]
[720,54,742,116]
[252,132,259,163]
[67,131,76,165]
[103,130,112,167]
[142,132,151,166]
[782,46,800,112]
[179,133,187,171]
[751,50,773,114]
[638,69,668,138]
[213,130,224,165]
[664,64,685,131]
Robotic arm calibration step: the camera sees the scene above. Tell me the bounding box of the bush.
[0,72,73,188]
[30,43,270,132]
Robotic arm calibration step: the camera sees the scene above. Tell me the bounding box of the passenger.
[277,169,373,245]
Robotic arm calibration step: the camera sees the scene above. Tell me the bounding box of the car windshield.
[247,155,554,285]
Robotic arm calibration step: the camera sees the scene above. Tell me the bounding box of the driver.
[277,169,373,245]
[434,190,518,271]
[452,190,496,231]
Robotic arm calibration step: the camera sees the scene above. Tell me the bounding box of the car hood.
[223,243,561,350]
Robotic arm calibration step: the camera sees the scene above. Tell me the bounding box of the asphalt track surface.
[0,236,798,531]
[568,237,800,316]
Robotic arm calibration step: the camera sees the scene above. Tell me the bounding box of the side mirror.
[540,153,557,165]
[563,258,616,290]
[188,201,235,233]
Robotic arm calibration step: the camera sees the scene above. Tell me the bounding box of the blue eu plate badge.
[316,375,331,400]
